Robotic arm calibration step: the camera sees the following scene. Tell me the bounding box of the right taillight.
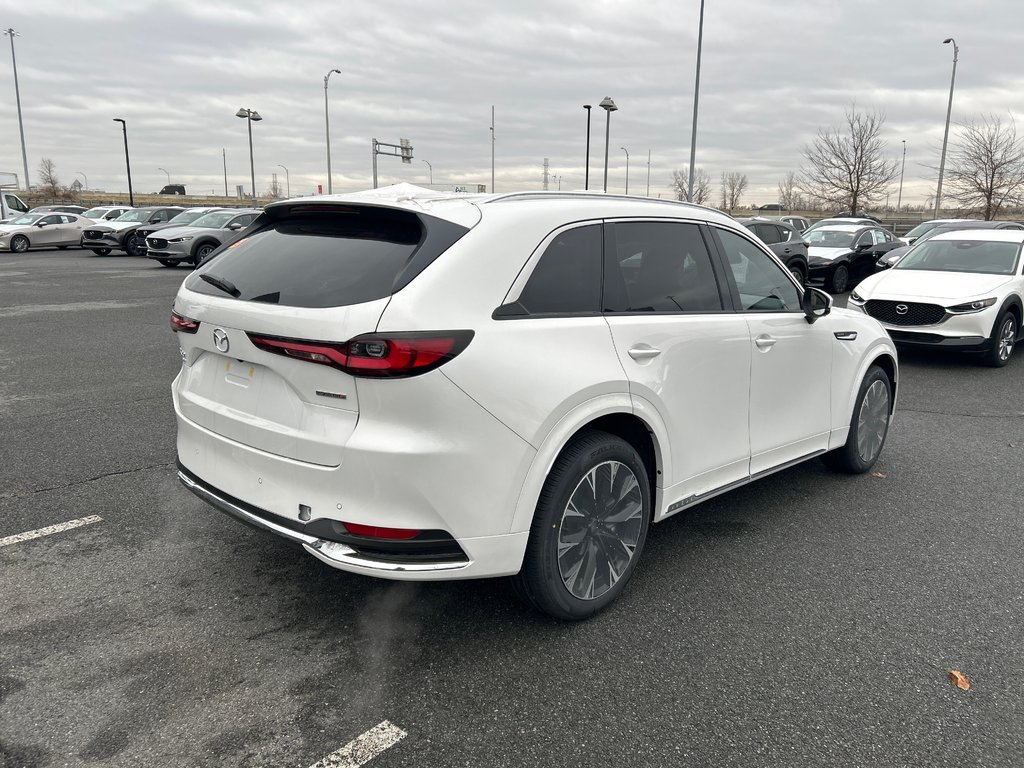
[170,310,199,334]
[246,330,474,378]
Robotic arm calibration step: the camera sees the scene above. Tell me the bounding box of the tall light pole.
[158,167,170,185]
[599,97,618,193]
[583,104,592,190]
[934,37,958,218]
[490,105,495,193]
[324,68,341,194]
[235,107,262,201]
[646,149,651,197]
[687,0,706,202]
[276,164,290,197]
[76,171,88,190]
[421,159,432,184]
[3,28,30,190]
[222,148,228,196]
[896,140,907,214]
[620,146,630,195]
[112,119,134,205]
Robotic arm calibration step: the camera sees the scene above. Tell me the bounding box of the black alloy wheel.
[829,263,850,294]
[193,242,216,265]
[123,233,144,257]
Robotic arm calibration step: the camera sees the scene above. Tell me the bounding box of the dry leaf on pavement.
[948,670,970,690]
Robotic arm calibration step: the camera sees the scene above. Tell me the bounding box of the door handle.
[754,335,777,350]
[627,345,661,361]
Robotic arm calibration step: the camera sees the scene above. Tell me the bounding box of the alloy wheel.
[997,316,1016,362]
[856,379,890,463]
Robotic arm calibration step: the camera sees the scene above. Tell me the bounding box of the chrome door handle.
[627,346,661,361]
[754,335,777,350]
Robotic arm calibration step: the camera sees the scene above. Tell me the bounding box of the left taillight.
[170,310,199,334]
[246,330,474,378]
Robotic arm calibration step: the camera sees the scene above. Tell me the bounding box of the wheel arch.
[509,399,665,534]
[996,295,1023,336]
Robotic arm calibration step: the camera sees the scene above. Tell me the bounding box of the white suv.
[171,189,898,620]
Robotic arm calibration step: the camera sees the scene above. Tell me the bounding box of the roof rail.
[483,190,722,214]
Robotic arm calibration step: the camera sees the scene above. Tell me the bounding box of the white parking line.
[0,515,104,548]
[307,721,407,768]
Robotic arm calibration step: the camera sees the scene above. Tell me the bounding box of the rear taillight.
[246,330,473,378]
[170,310,199,333]
[342,522,421,539]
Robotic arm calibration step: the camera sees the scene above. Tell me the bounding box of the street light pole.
[277,164,290,197]
[3,28,30,191]
[620,146,630,195]
[687,0,706,202]
[896,140,907,213]
[236,107,262,201]
[222,148,228,197]
[158,167,170,185]
[646,149,651,197]
[583,104,592,190]
[934,38,958,218]
[324,68,341,194]
[490,105,495,193]
[422,160,432,184]
[112,118,134,205]
[599,97,618,193]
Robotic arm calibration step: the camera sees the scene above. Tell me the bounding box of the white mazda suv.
[849,229,1024,366]
[171,188,898,619]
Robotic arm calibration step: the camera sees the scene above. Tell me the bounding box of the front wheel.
[789,265,806,286]
[821,365,892,474]
[157,259,177,268]
[90,248,111,256]
[123,233,144,257]
[512,431,651,620]
[828,264,849,294]
[193,242,216,264]
[10,235,29,253]
[983,311,1017,367]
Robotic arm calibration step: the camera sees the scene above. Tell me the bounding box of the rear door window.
[184,208,468,308]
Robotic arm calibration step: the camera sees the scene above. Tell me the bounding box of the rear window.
[184,208,468,308]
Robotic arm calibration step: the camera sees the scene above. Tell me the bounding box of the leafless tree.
[777,172,802,210]
[800,106,898,214]
[38,157,63,198]
[720,171,748,212]
[671,167,712,204]
[943,115,1024,220]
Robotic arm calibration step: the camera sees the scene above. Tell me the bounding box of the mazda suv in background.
[806,224,902,293]
[737,217,810,284]
[171,189,898,620]
[147,209,261,267]
[81,206,185,256]
[135,207,228,253]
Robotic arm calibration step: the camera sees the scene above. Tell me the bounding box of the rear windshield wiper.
[199,273,241,298]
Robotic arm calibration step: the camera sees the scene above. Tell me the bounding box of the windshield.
[82,208,115,218]
[895,239,1021,275]
[168,210,217,225]
[190,212,237,228]
[8,214,42,225]
[114,209,154,223]
[805,230,855,248]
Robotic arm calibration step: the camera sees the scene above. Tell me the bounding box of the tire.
[123,233,144,257]
[157,259,177,268]
[57,245,69,250]
[983,310,1017,367]
[193,242,216,264]
[789,265,806,286]
[10,235,29,253]
[512,430,651,620]
[828,263,849,294]
[821,365,892,474]
[90,248,111,256]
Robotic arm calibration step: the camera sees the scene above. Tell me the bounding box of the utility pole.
[222,148,228,196]
[3,28,30,190]
[490,105,495,193]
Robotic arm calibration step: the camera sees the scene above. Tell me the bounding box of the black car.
[878,220,1024,269]
[80,206,185,256]
[737,218,810,284]
[804,224,902,293]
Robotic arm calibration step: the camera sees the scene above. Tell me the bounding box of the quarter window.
[716,229,801,312]
[517,225,602,314]
[605,221,722,313]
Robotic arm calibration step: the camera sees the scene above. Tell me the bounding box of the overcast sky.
[1,0,1022,205]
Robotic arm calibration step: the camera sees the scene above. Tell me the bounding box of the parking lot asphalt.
[1,249,1022,768]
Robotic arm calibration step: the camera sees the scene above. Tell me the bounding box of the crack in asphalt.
[0,462,176,500]
[896,405,1024,418]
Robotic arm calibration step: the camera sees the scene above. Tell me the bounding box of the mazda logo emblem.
[212,328,230,353]
[895,304,909,315]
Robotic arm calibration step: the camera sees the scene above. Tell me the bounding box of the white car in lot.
[81,205,134,222]
[850,229,1024,366]
[171,189,898,619]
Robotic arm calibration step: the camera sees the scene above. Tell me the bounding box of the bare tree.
[671,167,711,204]
[777,172,802,210]
[38,157,63,198]
[800,106,898,214]
[720,171,748,212]
[943,115,1024,220]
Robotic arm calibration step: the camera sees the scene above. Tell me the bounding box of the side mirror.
[855,242,871,251]
[227,222,243,231]
[35,221,47,227]
[802,287,832,324]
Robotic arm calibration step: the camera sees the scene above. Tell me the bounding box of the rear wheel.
[821,365,891,474]
[828,263,849,294]
[512,431,651,620]
[983,311,1017,367]
[10,235,29,253]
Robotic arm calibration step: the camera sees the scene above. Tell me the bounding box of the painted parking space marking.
[0,515,103,548]
[307,721,407,768]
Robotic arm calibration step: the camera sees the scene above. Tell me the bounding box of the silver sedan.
[0,212,89,252]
